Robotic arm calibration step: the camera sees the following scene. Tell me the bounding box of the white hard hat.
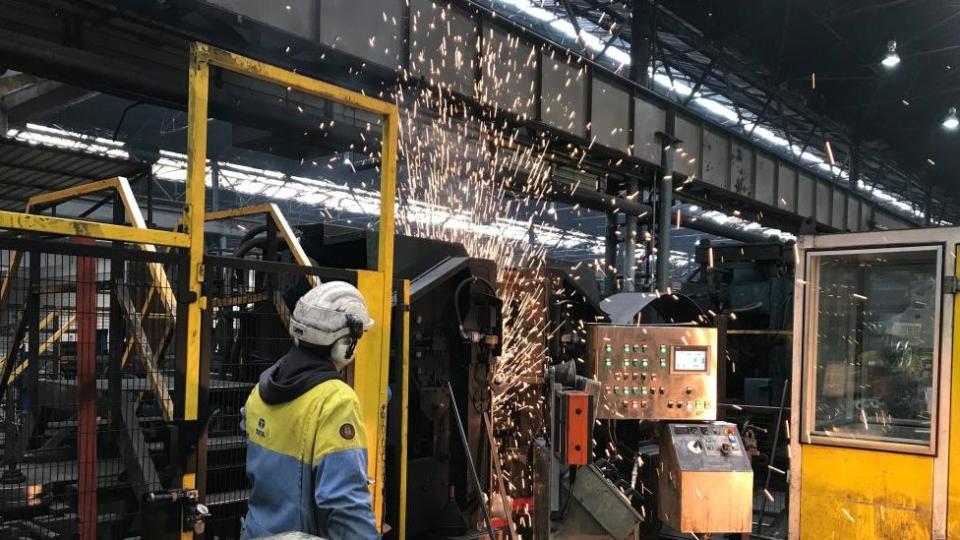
[289,281,374,347]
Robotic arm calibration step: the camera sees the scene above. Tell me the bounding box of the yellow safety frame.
[187,43,399,532]
[205,202,318,286]
[0,209,189,247]
[0,176,182,420]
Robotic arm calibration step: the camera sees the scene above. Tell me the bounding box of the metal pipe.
[445,382,496,539]
[211,164,227,255]
[558,184,784,244]
[621,176,639,292]
[604,211,618,295]
[146,171,154,227]
[657,141,675,292]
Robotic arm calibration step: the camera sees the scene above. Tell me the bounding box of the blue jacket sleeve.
[313,448,380,539]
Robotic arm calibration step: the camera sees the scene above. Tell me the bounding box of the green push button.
[660,358,668,368]
[623,344,631,353]
[604,344,613,353]
[632,359,640,367]
[613,386,620,395]
[632,386,639,395]
[641,358,649,368]
[622,359,631,368]
[641,387,649,396]
[604,358,613,368]
[642,344,649,353]
[659,344,668,354]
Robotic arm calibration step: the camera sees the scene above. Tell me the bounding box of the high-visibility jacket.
[240,346,379,539]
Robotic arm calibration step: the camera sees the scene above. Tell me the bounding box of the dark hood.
[257,345,342,405]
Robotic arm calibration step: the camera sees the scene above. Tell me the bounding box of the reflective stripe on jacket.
[240,378,379,539]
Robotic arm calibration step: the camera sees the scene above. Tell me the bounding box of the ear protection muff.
[331,314,364,369]
[331,336,354,364]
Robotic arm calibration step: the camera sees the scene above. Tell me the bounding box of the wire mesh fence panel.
[0,238,185,539]
[201,255,334,538]
[719,403,790,539]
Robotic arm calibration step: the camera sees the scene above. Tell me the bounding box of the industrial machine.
[533,316,751,539]
[658,422,753,534]
[296,224,503,539]
[586,325,718,421]
[683,239,794,407]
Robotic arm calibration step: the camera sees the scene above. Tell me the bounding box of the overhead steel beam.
[1,81,97,125]
[560,0,586,49]
[681,57,719,106]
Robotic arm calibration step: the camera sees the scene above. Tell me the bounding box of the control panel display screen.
[587,325,717,420]
[674,348,708,372]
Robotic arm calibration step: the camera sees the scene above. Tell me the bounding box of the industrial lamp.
[943,107,959,131]
[882,40,901,69]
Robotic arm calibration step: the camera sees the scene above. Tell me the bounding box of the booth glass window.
[808,246,940,449]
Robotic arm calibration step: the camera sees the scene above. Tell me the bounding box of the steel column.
[656,116,678,292]
[75,238,98,540]
[211,163,226,254]
[179,44,210,539]
[630,1,652,86]
[25,249,40,456]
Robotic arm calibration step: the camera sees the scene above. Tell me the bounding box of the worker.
[240,281,379,539]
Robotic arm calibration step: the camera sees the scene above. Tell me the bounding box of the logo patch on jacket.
[255,418,266,438]
[339,423,356,440]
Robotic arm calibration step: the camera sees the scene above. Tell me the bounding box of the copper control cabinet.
[658,422,753,533]
[586,325,717,420]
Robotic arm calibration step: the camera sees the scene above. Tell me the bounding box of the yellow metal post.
[399,280,410,539]
[949,245,960,536]
[181,43,210,539]
[355,270,388,526]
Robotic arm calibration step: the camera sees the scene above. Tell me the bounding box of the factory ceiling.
[483,0,958,223]
[661,0,960,204]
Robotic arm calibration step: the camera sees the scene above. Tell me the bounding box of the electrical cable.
[453,276,497,340]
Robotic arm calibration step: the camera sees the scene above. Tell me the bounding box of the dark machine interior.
[297,224,504,539]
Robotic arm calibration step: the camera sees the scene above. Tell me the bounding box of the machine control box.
[586,325,717,420]
[658,421,753,533]
[553,390,592,466]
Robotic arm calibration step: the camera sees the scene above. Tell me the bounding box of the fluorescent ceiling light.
[882,40,900,69]
[943,107,959,131]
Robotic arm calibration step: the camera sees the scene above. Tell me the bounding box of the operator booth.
[790,227,960,539]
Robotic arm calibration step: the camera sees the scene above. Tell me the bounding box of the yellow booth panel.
[800,445,933,539]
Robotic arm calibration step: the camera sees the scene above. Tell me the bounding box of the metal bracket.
[945,276,959,294]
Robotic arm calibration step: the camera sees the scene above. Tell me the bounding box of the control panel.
[664,423,749,471]
[586,325,717,420]
[658,422,753,533]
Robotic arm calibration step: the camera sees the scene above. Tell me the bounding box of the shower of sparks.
[395,12,577,500]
